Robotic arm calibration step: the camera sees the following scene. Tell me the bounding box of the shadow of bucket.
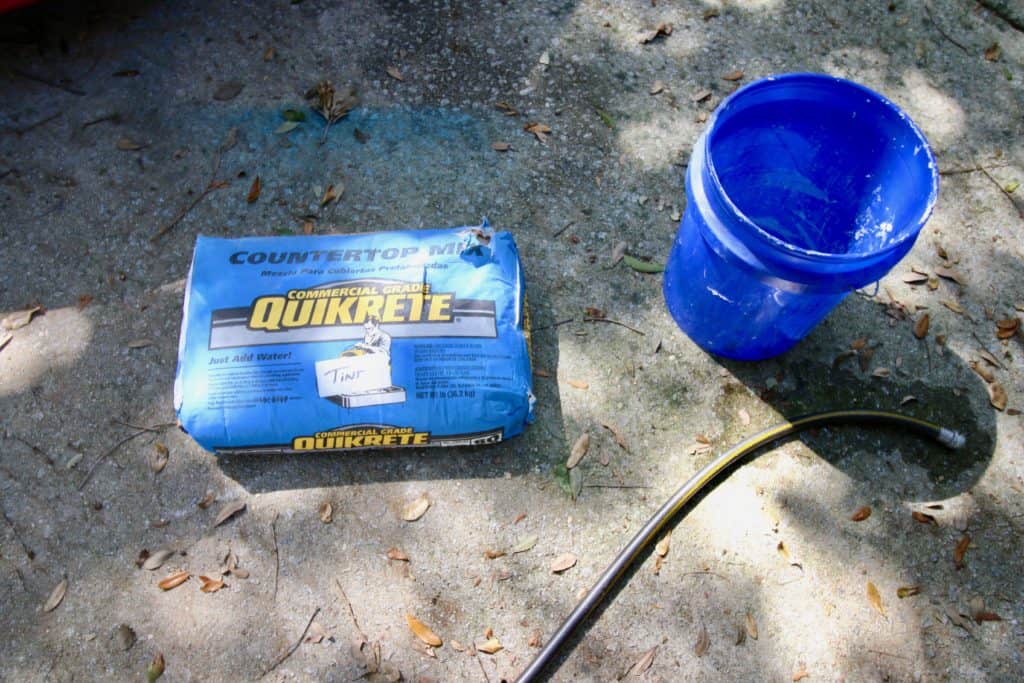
[664,73,939,361]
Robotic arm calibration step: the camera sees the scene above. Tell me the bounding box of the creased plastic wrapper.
[174,221,534,454]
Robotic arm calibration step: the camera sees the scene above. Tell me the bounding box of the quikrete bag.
[174,222,534,454]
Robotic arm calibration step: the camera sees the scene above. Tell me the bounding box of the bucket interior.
[707,76,937,256]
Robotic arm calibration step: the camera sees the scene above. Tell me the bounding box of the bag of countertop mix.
[174,221,534,454]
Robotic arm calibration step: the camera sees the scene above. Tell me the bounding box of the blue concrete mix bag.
[174,222,534,454]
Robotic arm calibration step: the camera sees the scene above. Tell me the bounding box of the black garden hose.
[516,410,965,682]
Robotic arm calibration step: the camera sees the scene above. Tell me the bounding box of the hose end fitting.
[938,428,966,450]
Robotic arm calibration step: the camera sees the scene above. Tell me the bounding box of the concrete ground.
[1,0,1023,680]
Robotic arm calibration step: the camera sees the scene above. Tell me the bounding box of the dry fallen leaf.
[629,646,658,676]
[126,338,153,349]
[566,432,590,469]
[2,306,41,331]
[984,42,1001,61]
[484,549,506,560]
[988,382,1008,411]
[158,570,190,591]
[567,379,589,390]
[213,500,246,527]
[402,494,430,522]
[655,531,671,558]
[745,612,758,640]
[550,553,577,573]
[43,578,67,612]
[975,610,1003,623]
[150,443,169,474]
[117,137,144,151]
[523,122,552,143]
[450,639,467,652]
[321,183,343,206]
[872,367,891,378]
[978,348,1002,368]
[941,299,965,314]
[792,670,810,682]
[722,70,744,81]
[405,614,442,647]
[319,501,334,524]
[197,492,215,509]
[911,511,937,525]
[491,141,511,152]
[897,585,921,599]
[954,534,970,569]
[199,575,225,593]
[850,505,872,522]
[638,22,672,44]
[477,638,503,654]
[247,176,261,203]
[694,623,710,657]
[970,360,995,383]
[867,581,886,617]
[903,272,929,284]
[495,101,518,116]
[935,266,966,286]
[142,549,175,571]
[387,547,410,562]
[147,652,165,683]
[511,534,538,554]
[649,80,666,95]
[528,630,542,648]
[995,318,1020,339]
[913,314,930,339]
[386,65,405,81]
[601,422,629,451]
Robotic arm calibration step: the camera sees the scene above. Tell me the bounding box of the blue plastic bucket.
[663,73,938,360]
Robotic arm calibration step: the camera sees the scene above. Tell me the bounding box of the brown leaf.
[263,46,275,61]
[655,531,671,558]
[405,614,442,647]
[567,379,589,390]
[147,652,165,683]
[158,570,190,591]
[649,80,666,95]
[523,122,552,142]
[2,305,42,330]
[302,221,314,235]
[384,546,409,563]
[533,368,551,378]
[126,338,153,349]
[601,422,629,451]
[970,360,995,383]
[984,42,1001,61]
[745,611,758,640]
[213,81,243,101]
[850,336,869,350]
[872,367,891,378]
[321,184,343,206]
[988,382,1008,411]
[897,585,921,599]
[491,141,511,152]
[691,89,712,102]
[913,313,930,339]
[199,575,225,593]
[610,241,628,266]
[213,500,246,527]
[584,306,606,319]
[511,534,538,554]
[197,492,215,510]
[43,578,67,612]
[550,553,577,573]
[850,505,872,522]
[483,549,506,560]
[247,176,261,203]
[629,646,658,676]
[911,511,937,525]
[142,549,175,571]
[722,70,744,81]
[450,639,467,652]
[117,137,144,151]
[974,610,1003,623]
[866,581,886,616]
[386,65,405,81]
[953,533,970,569]
[902,272,929,284]
[566,432,590,469]
[927,276,939,290]
[77,294,93,310]
[477,637,503,654]
[528,630,542,648]
[935,266,966,286]
[638,22,672,44]
[978,348,1002,368]
[995,317,1020,339]
[319,501,334,524]
[150,443,169,474]
[495,101,519,116]
[402,494,430,522]
[694,623,710,657]
[792,671,810,682]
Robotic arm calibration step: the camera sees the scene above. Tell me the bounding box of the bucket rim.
[702,72,940,265]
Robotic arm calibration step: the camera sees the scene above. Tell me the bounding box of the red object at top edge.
[0,0,41,12]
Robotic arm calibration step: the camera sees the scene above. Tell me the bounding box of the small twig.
[530,318,573,332]
[261,606,321,678]
[971,331,1003,366]
[924,3,970,53]
[271,512,280,602]
[939,162,1008,176]
[81,113,121,129]
[583,316,645,336]
[977,0,1024,32]
[552,221,574,238]
[682,570,729,580]
[1,112,61,137]
[1,506,34,563]
[868,648,910,660]
[7,432,55,467]
[151,149,227,241]
[11,68,86,96]
[977,162,1024,220]
[334,579,368,642]
[110,419,175,433]
[77,429,149,490]
[475,651,493,683]
[583,483,652,489]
